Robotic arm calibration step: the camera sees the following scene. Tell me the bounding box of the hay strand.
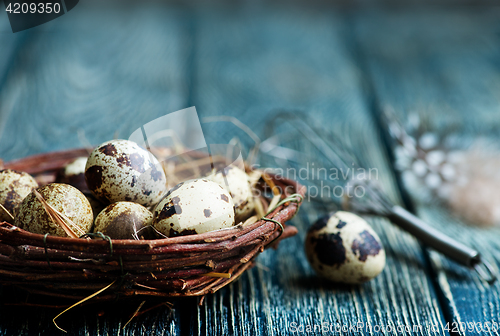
[122,300,146,329]
[53,280,116,332]
[201,272,232,279]
[0,204,14,221]
[32,189,81,238]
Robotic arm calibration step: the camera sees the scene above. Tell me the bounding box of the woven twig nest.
[0,148,305,303]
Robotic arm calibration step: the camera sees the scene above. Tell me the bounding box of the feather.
[446,150,500,227]
[386,109,500,227]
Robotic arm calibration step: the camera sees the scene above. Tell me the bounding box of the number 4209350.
[5,2,61,14]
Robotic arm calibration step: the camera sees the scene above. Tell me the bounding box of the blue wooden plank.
[0,2,192,335]
[191,4,447,335]
[353,7,500,335]
[0,13,32,141]
[0,1,191,163]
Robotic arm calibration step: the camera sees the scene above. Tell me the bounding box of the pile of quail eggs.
[0,139,256,240]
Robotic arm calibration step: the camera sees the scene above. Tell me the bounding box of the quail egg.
[0,169,39,222]
[153,179,235,237]
[85,139,167,207]
[305,211,385,284]
[94,202,153,240]
[209,165,254,223]
[55,157,89,193]
[15,183,94,237]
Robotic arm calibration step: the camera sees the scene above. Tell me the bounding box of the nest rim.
[0,147,305,303]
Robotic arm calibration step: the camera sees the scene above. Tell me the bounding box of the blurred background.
[1,1,500,335]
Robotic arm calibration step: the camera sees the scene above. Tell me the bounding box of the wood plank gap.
[342,8,459,336]
[340,8,415,214]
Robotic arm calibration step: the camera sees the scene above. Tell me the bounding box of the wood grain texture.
[0,1,189,335]
[191,4,447,335]
[4,2,489,335]
[353,7,500,335]
[0,297,180,336]
[0,0,191,162]
[0,15,31,141]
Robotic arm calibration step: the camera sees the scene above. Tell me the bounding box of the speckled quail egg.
[94,202,153,240]
[15,183,94,237]
[55,157,89,193]
[0,169,39,222]
[305,211,385,284]
[153,179,235,237]
[85,139,167,207]
[209,165,254,223]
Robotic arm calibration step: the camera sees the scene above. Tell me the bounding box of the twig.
[202,116,261,166]
[122,300,146,329]
[32,189,82,238]
[201,272,231,279]
[133,301,173,318]
[53,280,116,333]
[0,204,14,221]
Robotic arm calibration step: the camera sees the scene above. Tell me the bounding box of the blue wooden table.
[1,1,500,335]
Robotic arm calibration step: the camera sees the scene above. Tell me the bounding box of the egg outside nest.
[305,211,386,284]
